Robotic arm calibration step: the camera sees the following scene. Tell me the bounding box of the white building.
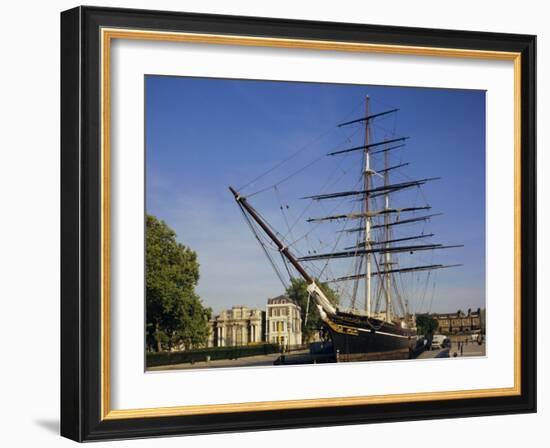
[266,295,303,348]
[208,306,264,347]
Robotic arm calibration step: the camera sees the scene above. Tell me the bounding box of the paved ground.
[417,341,486,359]
[449,340,486,357]
[417,347,450,359]
[148,349,309,371]
[149,342,486,371]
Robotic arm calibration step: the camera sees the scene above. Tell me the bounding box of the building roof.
[267,294,300,308]
[430,311,481,319]
[212,306,263,321]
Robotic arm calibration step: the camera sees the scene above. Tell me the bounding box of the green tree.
[146,214,212,352]
[285,278,339,343]
[416,314,439,337]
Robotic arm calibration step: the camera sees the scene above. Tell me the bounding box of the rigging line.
[415,270,431,314]
[237,129,334,192]
[375,281,383,314]
[298,250,339,288]
[291,241,356,305]
[394,250,406,314]
[395,269,409,317]
[370,246,393,319]
[327,136,409,157]
[323,269,356,306]
[250,218,291,253]
[304,291,312,326]
[350,253,363,309]
[303,177,440,201]
[349,200,367,301]
[280,251,294,282]
[393,161,431,208]
[378,270,388,314]
[246,199,294,248]
[369,117,399,136]
[279,127,364,239]
[238,202,288,289]
[428,273,438,312]
[390,271,404,317]
[274,185,296,244]
[370,96,400,114]
[350,223,365,306]
[416,273,431,313]
[247,213,288,286]
[317,207,354,279]
[242,206,288,253]
[396,265,412,315]
[393,278,406,317]
[239,202,367,310]
[413,270,429,313]
[328,272,366,308]
[371,123,397,137]
[281,153,352,239]
[277,128,363,234]
[246,154,326,198]
[286,176,364,248]
[289,239,326,281]
[337,108,399,128]
[238,101,366,193]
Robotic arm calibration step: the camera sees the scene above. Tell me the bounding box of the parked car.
[431,334,447,350]
[471,332,482,343]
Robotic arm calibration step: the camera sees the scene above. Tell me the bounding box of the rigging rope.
[237,128,334,192]
[281,146,358,240]
[235,98,443,322]
[237,202,288,289]
[246,154,326,198]
[238,98,367,195]
[286,175,363,248]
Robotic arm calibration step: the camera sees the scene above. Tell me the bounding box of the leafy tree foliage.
[415,314,439,337]
[146,214,211,352]
[285,278,339,343]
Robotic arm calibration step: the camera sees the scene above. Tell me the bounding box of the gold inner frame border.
[99,27,522,420]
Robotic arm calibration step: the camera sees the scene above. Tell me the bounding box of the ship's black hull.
[323,311,415,356]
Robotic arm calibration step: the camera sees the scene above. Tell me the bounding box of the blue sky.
[146,75,485,315]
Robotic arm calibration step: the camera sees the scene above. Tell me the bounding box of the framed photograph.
[60,6,536,441]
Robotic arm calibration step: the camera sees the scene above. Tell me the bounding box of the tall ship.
[230,96,463,360]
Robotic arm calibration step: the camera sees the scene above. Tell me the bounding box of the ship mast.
[364,97,372,316]
[383,141,392,322]
[232,97,464,324]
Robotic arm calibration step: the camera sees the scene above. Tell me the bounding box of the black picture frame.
[61,5,536,442]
